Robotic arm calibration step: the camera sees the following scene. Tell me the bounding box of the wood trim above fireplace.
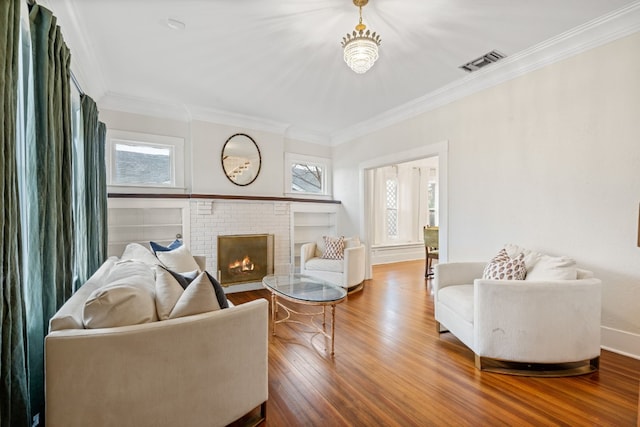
[108,193,341,204]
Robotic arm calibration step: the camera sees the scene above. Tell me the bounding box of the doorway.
[359,142,448,276]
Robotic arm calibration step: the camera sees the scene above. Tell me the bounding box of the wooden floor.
[228,260,640,426]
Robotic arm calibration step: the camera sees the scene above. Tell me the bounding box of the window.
[385,178,398,238]
[427,181,437,226]
[106,130,184,189]
[291,163,322,193]
[284,153,331,198]
[113,142,172,185]
[427,167,438,226]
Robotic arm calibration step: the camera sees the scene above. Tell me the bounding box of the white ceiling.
[48,0,638,142]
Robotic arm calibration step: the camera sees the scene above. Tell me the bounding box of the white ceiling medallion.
[341,0,382,74]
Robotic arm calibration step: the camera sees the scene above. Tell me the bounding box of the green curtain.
[1,2,106,424]
[26,4,75,420]
[80,94,108,280]
[0,0,31,425]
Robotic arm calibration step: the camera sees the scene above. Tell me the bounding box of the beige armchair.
[300,237,365,293]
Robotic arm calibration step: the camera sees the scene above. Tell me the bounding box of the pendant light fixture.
[341,0,382,74]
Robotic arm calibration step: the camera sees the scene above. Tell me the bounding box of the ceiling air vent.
[459,50,506,73]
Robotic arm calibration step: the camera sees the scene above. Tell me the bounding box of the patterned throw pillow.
[321,236,345,260]
[482,248,527,280]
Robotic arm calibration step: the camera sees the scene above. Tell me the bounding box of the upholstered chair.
[433,246,602,376]
[423,226,439,278]
[300,236,365,293]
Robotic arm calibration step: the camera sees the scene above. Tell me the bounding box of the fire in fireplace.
[217,234,274,286]
[228,255,254,274]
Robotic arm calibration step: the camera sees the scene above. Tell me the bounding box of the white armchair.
[300,237,365,293]
[433,259,602,376]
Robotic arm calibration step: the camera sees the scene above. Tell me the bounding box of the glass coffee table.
[262,274,347,356]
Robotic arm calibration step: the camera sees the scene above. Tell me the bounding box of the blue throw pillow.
[161,267,229,309]
[150,239,183,254]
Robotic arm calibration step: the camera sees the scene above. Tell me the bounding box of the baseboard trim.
[601,326,640,360]
[371,244,424,265]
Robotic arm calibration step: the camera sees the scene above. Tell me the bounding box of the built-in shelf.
[290,204,339,269]
[107,199,190,257]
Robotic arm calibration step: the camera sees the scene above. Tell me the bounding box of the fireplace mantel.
[108,193,341,204]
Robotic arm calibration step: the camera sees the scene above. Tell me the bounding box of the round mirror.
[221,133,262,186]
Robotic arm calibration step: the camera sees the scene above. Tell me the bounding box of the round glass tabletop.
[262,274,347,303]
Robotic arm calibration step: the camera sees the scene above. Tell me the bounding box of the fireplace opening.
[217,234,274,286]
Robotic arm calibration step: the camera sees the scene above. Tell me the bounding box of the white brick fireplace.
[190,199,291,292]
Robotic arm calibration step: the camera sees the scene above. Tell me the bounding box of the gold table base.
[270,293,339,356]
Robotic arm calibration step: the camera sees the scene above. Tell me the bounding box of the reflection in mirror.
[221,133,262,186]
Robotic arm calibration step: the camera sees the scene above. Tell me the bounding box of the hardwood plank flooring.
[228,260,640,426]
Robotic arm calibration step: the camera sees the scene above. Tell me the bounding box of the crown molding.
[188,105,290,135]
[330,1,640,146]
[99,92,193,122]
[99,93,292,136]
[284,127,331,145]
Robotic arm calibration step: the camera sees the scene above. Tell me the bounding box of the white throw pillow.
[525,255,577,280]
[169,272,221,319]
[314,236,326,258]
[344,236,361,249]
[120,243,161,267]
[156,244,200,273]
[504,244,578,280]
[82,278,157,328]
[154,267,185,320]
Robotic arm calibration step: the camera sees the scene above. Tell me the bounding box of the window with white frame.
[106,130,185,189]
[284,153,331,198]
[385,178,398,238]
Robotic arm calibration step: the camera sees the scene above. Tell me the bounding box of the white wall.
[190,120,284,196]
[333,32,640,356]
[99,111,332,196]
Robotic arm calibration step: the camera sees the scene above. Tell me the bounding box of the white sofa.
[45,254,269,427]
[300,237,365,292]
[433,249,602,376]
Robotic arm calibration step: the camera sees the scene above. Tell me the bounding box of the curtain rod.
[70,70,84,96]
[29,1,86,95]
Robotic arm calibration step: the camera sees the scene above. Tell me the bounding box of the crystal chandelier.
[341,0,381,74]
